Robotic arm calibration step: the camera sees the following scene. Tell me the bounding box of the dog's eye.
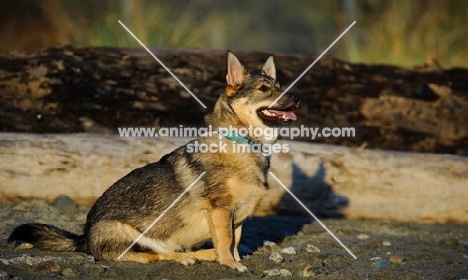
[259,85,270,92]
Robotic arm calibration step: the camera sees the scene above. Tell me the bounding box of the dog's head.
[209,51,300,130]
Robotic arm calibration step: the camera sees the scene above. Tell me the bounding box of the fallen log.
[1,133,466,223]
[1,46,468,155]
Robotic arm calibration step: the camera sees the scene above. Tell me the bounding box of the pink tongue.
[268,109,297,121]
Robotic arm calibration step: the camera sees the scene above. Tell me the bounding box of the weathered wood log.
[0,46,468,155]
[1,133,466,223]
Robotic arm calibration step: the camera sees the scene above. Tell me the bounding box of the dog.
[8,51,300,272]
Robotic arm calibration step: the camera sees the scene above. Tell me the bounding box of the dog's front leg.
[205,209,247,272]
[233,223,242,262]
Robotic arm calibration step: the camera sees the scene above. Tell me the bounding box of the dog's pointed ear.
[261,56,276,80]
[226,51,246,90]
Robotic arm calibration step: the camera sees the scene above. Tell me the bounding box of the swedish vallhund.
[9,51,301,272]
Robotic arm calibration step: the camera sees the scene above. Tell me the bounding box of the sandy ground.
[0,199,467,280]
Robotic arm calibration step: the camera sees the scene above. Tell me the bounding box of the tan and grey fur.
[8,52,300,272]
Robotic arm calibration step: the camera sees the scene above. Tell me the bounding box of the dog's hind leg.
[188,248,218,261]
[118,251,198,265]
[87,221,197,265]
[116,251,160,263]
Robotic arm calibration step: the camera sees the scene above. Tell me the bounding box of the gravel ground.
[0,198,467,279]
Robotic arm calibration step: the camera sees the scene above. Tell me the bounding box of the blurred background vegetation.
[1,0,467,67]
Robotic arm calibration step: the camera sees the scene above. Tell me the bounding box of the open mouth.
[257,105,298,125]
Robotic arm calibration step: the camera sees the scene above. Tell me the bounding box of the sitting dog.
[8,51,300,272]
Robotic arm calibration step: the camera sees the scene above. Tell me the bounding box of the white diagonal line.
[269,172,357,259]
[268,21,356,108]
[118,20,207,109]
[117,172,206,260]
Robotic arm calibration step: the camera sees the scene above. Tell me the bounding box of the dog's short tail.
[8,224,86,252]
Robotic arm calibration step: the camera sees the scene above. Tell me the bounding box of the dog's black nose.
[288,92,301,102]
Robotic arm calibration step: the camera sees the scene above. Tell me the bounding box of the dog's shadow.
[241,162,348,251]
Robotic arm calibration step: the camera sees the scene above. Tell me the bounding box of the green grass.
[5,0,468,68]
[340,0,468,67]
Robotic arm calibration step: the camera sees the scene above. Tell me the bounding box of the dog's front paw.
[234,263,248,273]
[219,258,248,272]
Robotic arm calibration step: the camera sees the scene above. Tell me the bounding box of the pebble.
[52,195,76,209]
[86,255,96,263]
[357,233,370,240]
[13,240,34,250]
[306,244,320,253]
[280,246,297,255]
[291,245,301,252]
[389,255,405,264]
[0,270,9,280]
[382,241,392,246]
[269,252,284,264]
[263,268,281,276]
[371,257,391,268]
[302,266,328,277]
[263,268,292,277]
[0,259,8,265]
[279,269,292,276]
[263,240,280,252]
